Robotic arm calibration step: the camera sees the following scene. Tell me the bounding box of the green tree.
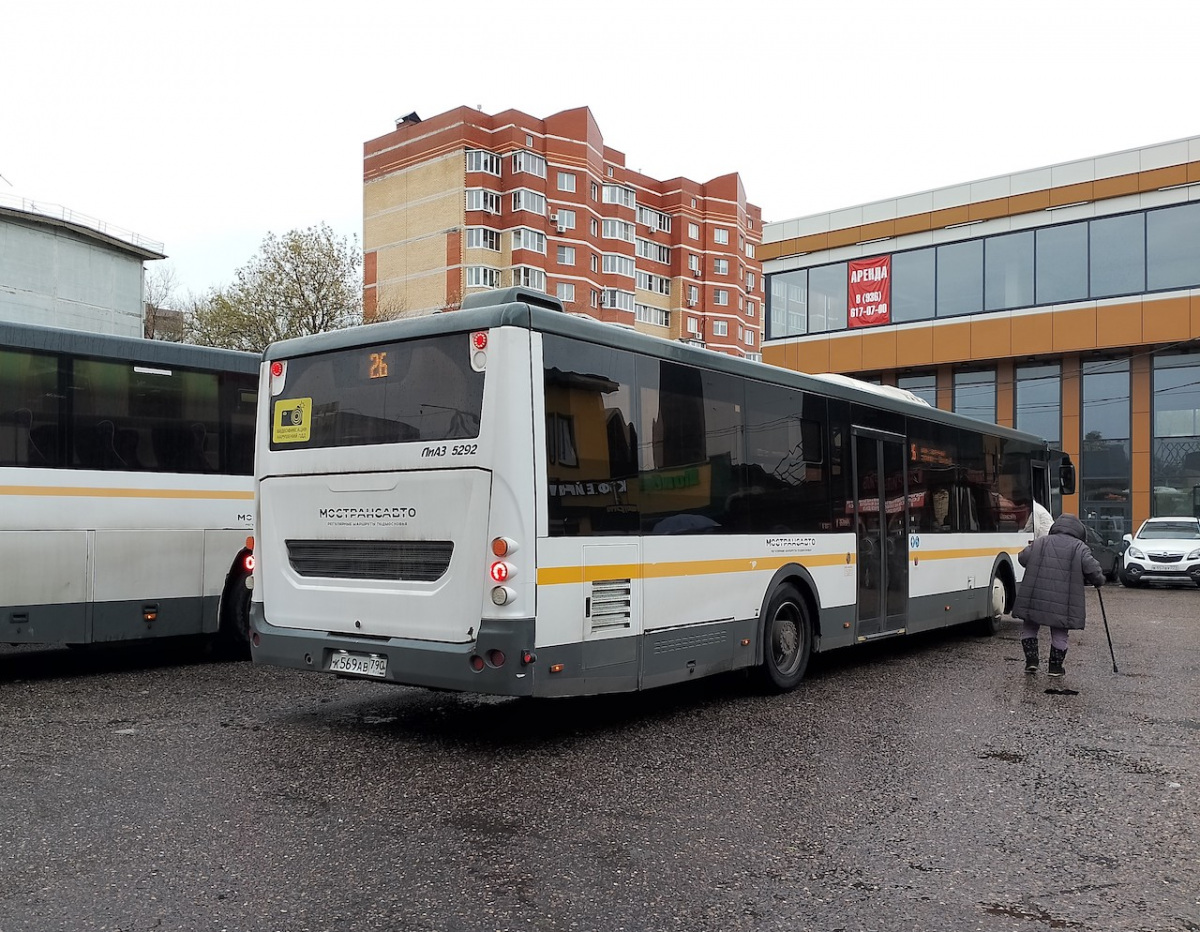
[186,224,362,351]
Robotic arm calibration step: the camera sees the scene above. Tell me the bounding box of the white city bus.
[250,288,1074,697]
[1,320,258,652]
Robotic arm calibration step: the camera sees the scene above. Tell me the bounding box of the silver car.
[1120,517,1200,588]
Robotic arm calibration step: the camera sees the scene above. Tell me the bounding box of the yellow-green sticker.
[273,397,312,443]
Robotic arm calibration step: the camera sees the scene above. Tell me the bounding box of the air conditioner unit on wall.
[549,213,559,223]
[557,225,567,234]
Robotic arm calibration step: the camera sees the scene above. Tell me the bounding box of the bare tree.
[185,224,362,352]
[144,265,184,340]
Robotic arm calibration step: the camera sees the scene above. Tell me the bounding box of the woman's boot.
[1048,647,1067,677]
[1021,637,1040,674]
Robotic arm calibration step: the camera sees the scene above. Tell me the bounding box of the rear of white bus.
[249,312,540,695]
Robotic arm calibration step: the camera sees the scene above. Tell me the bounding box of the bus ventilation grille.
[589,578,632,630]
[285,539,454,581]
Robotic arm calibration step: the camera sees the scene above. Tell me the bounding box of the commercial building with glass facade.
[761,137,1200,535]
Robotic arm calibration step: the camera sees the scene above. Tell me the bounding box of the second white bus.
[249,288,1074,696]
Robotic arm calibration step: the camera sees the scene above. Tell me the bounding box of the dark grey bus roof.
[265,289,1050,447]
[0,319,260,374]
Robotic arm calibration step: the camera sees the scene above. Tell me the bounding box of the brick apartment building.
[363,106,764,358]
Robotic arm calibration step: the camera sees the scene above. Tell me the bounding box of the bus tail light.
[470,332,488,372]
[269,359,287,395]
[469,655,485,672]
[491,586,516,605]
[489,561,515,582]
[243,553,255,573]
[486,650,506,668]
[491,536,518,557]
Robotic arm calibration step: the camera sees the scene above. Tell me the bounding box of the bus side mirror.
[1059,459,1076,496]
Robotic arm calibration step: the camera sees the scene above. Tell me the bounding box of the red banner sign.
[847,255,891,328]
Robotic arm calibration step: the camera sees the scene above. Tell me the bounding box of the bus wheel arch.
[755,566,818,691]
[217,548,253,658]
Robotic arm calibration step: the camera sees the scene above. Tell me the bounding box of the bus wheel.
[217,572,252,659]
[976,571,1007,636]
[757,584,812,692]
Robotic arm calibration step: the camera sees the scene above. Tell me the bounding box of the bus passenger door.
[853,428,909,638]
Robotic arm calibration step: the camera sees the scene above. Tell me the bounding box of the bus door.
[852,428,909,638]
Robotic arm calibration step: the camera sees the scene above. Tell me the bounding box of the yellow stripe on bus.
[914,547,1012,561]
[0,485,254,501]
[537,552,852,586]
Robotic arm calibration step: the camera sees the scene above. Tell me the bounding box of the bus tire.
[976,567,1009,636]
[217,565,252,658]
[756,583,812,692]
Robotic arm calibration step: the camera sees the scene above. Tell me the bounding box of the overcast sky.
[3,0,1196,300]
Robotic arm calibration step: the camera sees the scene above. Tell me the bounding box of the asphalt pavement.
[1,584,1197,932]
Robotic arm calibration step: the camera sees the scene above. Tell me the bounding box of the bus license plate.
[328,651,388,678]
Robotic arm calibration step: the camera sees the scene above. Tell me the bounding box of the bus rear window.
[270,334,484,450]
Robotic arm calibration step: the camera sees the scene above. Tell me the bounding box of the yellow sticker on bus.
[273,397,312,443]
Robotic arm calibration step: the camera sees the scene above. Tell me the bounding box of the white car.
[1120,517,1200,588]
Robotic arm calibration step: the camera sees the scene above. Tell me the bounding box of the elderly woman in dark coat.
[1012,512,1106,677]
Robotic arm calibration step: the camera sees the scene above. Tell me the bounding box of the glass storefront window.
[1152,352,1200,518]
[1015,363,1061,443]
[1036,222,1088,304]
[936,240,983,317]
[892,248,936,323]
[1081,358,1130,535]
[953,369,996,423]
[767,269,807,339]
[897,372,937,407]
[807,263,847,333]
[1147,201,1200,291]
[984,231,1034,311]
[1090,213,1145,298]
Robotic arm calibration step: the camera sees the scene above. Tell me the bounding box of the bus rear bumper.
[248,602,539,696]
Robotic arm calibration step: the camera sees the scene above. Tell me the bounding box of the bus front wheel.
[757,583,812,692]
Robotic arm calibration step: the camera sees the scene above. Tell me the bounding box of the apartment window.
[512,151,547,178]
[557,245,576,266]
[688,222,699,240]
[591,289,599,308]
[525,134,534,146]
[687,285,699,306]
[590,254,599,272]
[603,254,635,277]
[746,243,756,258]
[688,254,700,273]
[603,289,635,312]
[590,182,599,200]
[555,208,576,230]
[465,227,500,251]
[512,228,547,254]
[635,271,670,296]
[590,218,599,236]
[514,266,546,291]
[465,266,500,288]
[602,219,635,242]
[465,149,501,175]
[747,300,756,318]
[466,189,501,214]
[714,289,729,306]
[746,271,756,291]
[511,189,547,215]
[636,238,670,264]
[712,320,728,337]
[714,228,729,245]
[713,258,729,276]
[602,185,635,208]
[636,206,671,233]
[745,329,756,346]
[687,316,700,334]
[557,282,576,304]
[557,171,576,192]
[635,304,670,327]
